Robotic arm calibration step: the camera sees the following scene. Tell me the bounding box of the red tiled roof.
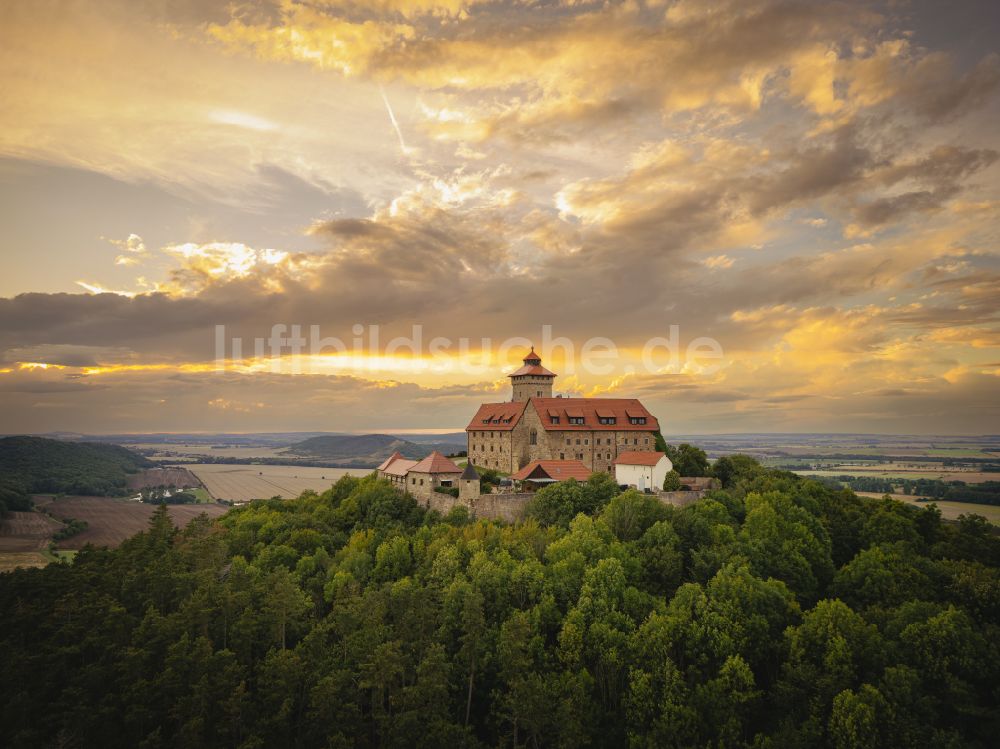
[509,363,557,377]
[382,458,418,477]
[511,460,593,482]
[376,451,404,471]
[409,451,463,474]
[508,347,557,378]
[465,400,529,432]
[614,451,667,467]
[533,398,659,431]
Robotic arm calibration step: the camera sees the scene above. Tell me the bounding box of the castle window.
[644,438,649,445]
[529,429,537,446]
[575,438,580,445]
[629,417,647,425]
[633,438,638,445]
[568,417,584,425]
[441,480,452,487]
[598,417,616,425]
[584,439,589,445]
[560,453,564,460]
[607,453,611,459]
[566,438,571,445]
[551,416,560,424]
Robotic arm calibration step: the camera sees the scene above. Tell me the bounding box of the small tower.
[509,346,557,402]
[459,462,481,501]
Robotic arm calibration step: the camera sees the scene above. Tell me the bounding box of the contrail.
[379,86,410,155]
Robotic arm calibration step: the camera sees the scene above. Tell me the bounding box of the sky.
[0,0,998,435]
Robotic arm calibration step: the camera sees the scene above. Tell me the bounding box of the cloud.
[1,0,998,433]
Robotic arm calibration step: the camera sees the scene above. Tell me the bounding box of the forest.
[1,458,998,748]
[0,436,153,511]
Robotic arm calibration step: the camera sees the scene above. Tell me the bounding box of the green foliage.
[0,435,152,498]
[51,517,88,541]
[600,489,669,541]
[434,485,459,498]
[712,453,763,489]
[472,465,504,488]
[664,443,710,477]
[1,465,999,749]
[662,469,681,491]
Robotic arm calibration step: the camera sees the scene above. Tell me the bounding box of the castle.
[465,347,660,474]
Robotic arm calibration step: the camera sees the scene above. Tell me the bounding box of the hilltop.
[283,433,464,464]
[0,436,152,510]
[1,461,998,746]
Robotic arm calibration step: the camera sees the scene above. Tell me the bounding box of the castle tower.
[459,462,481,502]
[508,346,557,402]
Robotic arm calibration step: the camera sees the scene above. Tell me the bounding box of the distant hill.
[284,434,464,465]
[0,436,153,510]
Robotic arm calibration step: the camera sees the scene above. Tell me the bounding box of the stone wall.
[657,489,707,507]
[470,493,532,523]
[466,429,515,472]
[422,487,707,522]
[406,471,461,502]
[419,491,533,523]
[511,375,553,402]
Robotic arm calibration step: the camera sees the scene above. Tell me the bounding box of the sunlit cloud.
[0,0,998,433]
[209,109,278,131]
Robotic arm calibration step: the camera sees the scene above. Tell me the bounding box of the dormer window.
[598,417,616,425]
[568,417,584,425]
[550,416,560,424]
[629,416,646,425]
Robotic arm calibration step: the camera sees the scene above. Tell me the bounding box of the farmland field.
[187,464,371,501]
[126,466,203,491]
[796,468,997,483]
[0,510,64,571]
[855,492,1000,525]
[0,510,63,552]
[126,443,293,460]
[37,496,229,549]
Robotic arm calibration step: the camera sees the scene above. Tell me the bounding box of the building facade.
[466,348,661,473]
[377,451,462,501]
[614,451,672,492]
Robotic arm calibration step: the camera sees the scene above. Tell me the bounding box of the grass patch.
[187,487,213,503]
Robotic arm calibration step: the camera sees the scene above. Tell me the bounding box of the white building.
[614,451,672,492]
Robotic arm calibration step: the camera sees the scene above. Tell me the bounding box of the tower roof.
[508,346,557,378]
[460,462,479,480]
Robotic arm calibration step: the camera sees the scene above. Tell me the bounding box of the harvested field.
[43,496,229,549]
[855,492,1000,525]
[0,552,48,573]
[126,466,202,491]
[0,510,63,552]
[188,464,370,501]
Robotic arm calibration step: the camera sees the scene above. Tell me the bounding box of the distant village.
[378,347,716,520]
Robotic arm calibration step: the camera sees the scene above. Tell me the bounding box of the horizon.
[4,429,998,440]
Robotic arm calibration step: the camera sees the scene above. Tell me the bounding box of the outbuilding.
[614,451,672,492]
